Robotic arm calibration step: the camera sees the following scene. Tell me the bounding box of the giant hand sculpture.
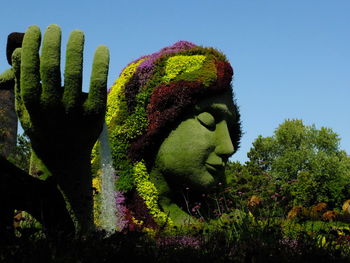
[12,25,109,233]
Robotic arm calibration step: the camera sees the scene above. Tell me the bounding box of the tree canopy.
[228,119,350,210]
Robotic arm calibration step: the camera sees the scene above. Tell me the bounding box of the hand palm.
[12,25,109,171]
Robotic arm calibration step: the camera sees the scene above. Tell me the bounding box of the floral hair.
[107,41,240,181]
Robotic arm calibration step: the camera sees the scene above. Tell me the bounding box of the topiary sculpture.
[0,26,241,237]
[11,24,110,233]
[95,41,241,228]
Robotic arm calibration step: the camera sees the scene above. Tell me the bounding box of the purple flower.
[191,204,201,212]
[114,191,128,230]
[133,41,197,88]
[157,235,202,249]
[115,191,125,204]
[279,237,300,252]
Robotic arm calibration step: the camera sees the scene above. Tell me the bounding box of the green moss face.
[153,90,237,194]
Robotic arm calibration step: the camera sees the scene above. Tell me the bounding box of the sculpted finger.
[40,24,62,107]
[2,32,24,89]
[84,45,109,115]
[63,30,84,112]
[12,48,21,100]
[21,25,41,110]
[13,48,31,127]
[6,32,24,66]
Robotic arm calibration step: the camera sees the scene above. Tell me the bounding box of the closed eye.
[196,112,215,130]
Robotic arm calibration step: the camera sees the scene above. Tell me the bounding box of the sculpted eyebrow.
[210,105,234,119]
[194,104,235,122]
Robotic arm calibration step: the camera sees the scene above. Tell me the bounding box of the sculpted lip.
[205,162,225,174]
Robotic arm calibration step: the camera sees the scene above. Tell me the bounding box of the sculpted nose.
[215,120,234,159]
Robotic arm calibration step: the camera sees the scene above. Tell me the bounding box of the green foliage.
[243,119,350,210]
[289,151,350,207]
[4,169,350,262]
[225,161,276,211]
[4,212,350,263]
[7,133,31,172]
[0,68,15,88]
[108,102,148,191]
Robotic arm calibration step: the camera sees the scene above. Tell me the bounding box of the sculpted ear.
[6,32,24,66]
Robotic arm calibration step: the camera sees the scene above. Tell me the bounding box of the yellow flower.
[133,161,173,227]
[92,176,102,226]
[342,199,350,214]
[162,55,206,82]
[131,216,144,226]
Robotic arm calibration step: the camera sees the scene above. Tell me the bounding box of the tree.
[226,161,271,203]
[7,133,31,172]
[245,119,350,209]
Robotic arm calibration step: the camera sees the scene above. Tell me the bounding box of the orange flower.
[322,210,339,221]
[312,202,327,213]
[248,195,262,208]
[287,206,307,220]
[309,202,327,219]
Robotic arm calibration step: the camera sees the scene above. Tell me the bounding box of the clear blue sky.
[1,0,349,163]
